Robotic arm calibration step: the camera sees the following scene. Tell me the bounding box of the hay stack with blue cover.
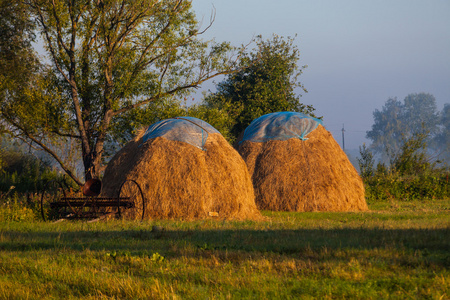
[238,112,368,212]
[102,117,261,220]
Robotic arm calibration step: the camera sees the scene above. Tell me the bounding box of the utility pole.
[341,123,345,151]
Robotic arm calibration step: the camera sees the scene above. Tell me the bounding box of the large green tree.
[0,0,241,185]
[202,35,316,142]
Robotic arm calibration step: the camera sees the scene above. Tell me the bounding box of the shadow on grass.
[1,227,449,259]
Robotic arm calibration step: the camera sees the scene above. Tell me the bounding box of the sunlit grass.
[0,199,449,299]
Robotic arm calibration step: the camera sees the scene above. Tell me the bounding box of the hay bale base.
[239,125,368,212]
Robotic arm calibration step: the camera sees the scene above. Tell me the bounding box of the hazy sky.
[191,0,450,149]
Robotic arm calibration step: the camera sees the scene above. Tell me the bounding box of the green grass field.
[0,199,449,299]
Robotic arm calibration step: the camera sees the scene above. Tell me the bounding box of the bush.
[360,133,450,202]
[0,194,38,222]
[364,172,449,202]
[0,147,66,193]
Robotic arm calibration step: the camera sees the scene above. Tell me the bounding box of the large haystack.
[238,112,368,212]
[102,117,261,220]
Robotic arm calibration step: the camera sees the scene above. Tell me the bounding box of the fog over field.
[192,0,450,150]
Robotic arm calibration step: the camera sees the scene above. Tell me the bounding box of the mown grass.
[0,199,449,299]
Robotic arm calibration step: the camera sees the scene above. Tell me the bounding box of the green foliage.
[0,149,58,193]
[185,104,234,142]
[106,97,188,152]
[1,0,241,183]
[0,137,73,193]
[364,93,449,201]
[0,194,37,222]
[0,0,47,149]
[149,252,165,262]
[360,133,449,202]
[109,35,317,145]
[203,35,316,143]
[0,0,38,90]
[107,97,234,151]
[357,143,375,179]
[390,131,430,176]
[364,173,449,202]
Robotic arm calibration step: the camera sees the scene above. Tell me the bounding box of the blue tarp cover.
[242,112,322,143]
[141,117,220,150]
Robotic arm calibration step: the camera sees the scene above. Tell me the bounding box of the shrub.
[357,143,375,179]
[0,147,67,193]
[364,172,449,202]
[360,133,450,202]
[0,194,38,222]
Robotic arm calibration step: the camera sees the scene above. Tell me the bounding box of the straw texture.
[102,131,261,220]
[238,125,368,212]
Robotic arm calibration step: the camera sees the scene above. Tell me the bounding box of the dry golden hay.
[238,125,368,212]
[102,130,262,220]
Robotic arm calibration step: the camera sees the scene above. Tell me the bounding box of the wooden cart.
[40,179,145,221]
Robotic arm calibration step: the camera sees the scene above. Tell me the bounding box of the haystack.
[238,112,368,212]
[102,117,261,220]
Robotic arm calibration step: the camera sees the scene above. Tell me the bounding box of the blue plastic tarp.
[141,117,220,150]
[241,112,322,143]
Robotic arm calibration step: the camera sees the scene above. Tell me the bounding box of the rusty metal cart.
[40,179,145,221]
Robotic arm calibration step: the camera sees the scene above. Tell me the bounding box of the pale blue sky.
[191,0,450,149]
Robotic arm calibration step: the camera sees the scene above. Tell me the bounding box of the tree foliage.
[390,132,430,176]
[433,103,450,163]
[0,139,69,193]
[357,143,375,179]
[364,96,449,201]
[1,0,242,184]
[359,131,449,202]
[366,93,440,163]
[0,0,40,135]
[0,0,38,87]
[105,97,234,155]
[202,35,316,142]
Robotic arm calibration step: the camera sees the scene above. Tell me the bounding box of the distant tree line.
[366,93,449,165]
[359,93,449,201]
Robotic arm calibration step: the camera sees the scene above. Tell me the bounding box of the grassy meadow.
[0,199,449,299]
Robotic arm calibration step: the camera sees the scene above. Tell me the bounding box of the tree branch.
[112,68,234,117]
[1,113,83,186]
